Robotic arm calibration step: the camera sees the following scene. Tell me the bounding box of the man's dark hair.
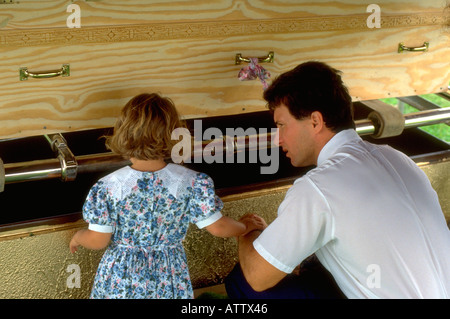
[263,61,355,132]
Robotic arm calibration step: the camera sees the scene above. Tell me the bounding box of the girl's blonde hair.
[105,93,184,160]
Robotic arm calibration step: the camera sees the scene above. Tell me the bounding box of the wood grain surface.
[0,0,448,139]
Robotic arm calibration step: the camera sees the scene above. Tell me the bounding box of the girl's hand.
[239,214,267,236]
[69,233,80,253]
[68,229,112,253]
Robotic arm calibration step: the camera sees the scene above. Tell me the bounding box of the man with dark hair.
[225,61,450,298]
[264,61,355,133]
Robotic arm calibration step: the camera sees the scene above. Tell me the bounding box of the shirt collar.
[317,129,361,166]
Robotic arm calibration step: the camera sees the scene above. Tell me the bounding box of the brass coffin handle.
[398,42,429,53]
[235,51,274,65]
[20,64,70,81]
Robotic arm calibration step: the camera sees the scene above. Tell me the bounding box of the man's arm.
[238,220,287,292]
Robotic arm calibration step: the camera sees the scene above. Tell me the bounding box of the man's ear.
[310,111,325,131]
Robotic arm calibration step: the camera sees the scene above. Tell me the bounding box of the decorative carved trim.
[0,12,444,47]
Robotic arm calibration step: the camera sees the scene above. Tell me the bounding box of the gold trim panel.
[0,12,444,48]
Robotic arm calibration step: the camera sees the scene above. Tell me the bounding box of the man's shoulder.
[288,174,325,197]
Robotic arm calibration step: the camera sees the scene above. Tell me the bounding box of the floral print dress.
[82,163,223,299]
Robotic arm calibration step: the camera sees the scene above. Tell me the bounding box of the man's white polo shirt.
[253,129,450,298]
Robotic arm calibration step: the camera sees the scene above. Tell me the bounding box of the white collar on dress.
[317,129,361,166]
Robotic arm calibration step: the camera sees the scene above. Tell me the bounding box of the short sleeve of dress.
[82,181,116,233]
[189,173,223,229]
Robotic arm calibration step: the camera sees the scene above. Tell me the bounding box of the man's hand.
[237,214,287,292]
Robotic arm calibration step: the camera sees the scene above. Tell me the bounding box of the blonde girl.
[70,93,262,298]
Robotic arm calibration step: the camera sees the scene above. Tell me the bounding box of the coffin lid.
[0,0,448,139]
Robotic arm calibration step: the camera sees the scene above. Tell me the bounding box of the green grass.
[380,93,450,143]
